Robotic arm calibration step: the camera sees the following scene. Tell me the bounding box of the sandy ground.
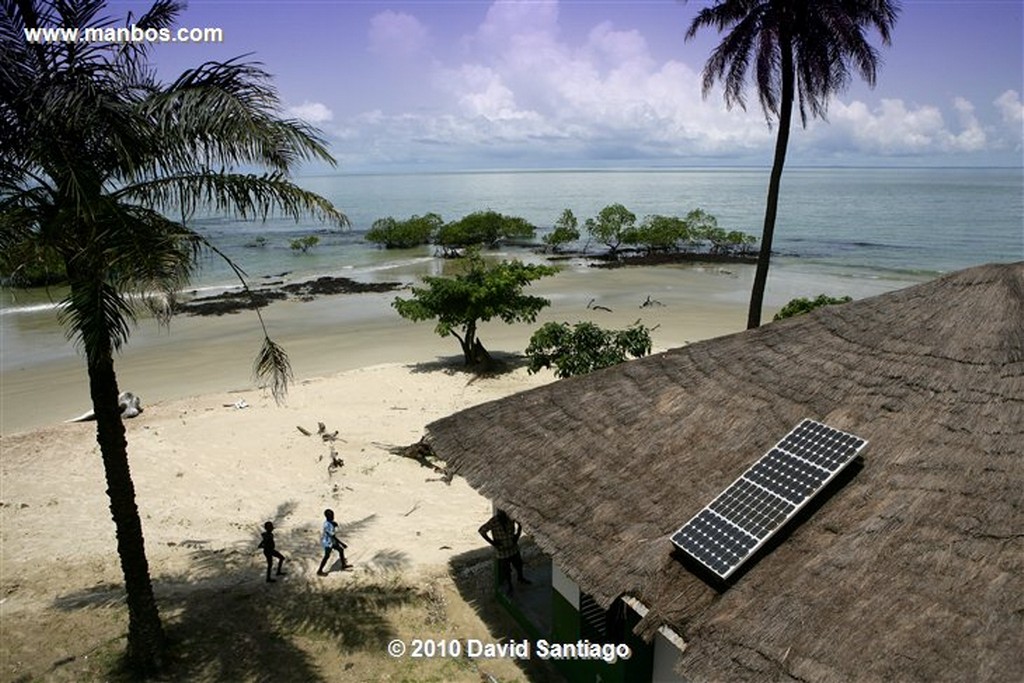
[1,361,563,681]
[0,361,558,604]
[0,261,915,680]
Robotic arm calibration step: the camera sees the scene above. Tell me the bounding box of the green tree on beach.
[435,209,535,256]
[0,0,346,674]
[393,250,557,367]
[543,208,581,253]
[686,0,899,328]
[365,212,442,249]
[585,203,636,257]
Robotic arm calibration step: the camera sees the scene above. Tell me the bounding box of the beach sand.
[0,261,915,680]
[1,261,758,434]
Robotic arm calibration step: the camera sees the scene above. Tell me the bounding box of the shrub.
[435,210,535,254]
[542,209,581,253]
[365,213,442,249]
[623,214,690,254]
[289,235,320,253]
[773,294,852,321]
[526,320,653,378]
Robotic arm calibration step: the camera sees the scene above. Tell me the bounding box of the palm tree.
[0,0,346,674]
[686,0,899,328]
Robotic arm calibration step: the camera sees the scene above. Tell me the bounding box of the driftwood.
[640,295,665,308]
[327,446,344,477]
[380,439,453,484]
[317,422,340,442]
[66,392,142,422]
[587,298,613,312]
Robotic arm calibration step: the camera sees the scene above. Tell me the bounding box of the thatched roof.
[426,262,1024,682]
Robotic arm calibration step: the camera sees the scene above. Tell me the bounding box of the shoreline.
[0,260,922,435]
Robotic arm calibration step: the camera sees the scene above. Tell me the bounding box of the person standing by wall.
[479,509,531,593]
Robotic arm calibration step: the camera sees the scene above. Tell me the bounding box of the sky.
[111,0,1023,172]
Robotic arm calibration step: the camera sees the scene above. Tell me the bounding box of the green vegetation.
[0,0,345,673]
[365,212,443,249]
[289,235,320,252]
[0,244,67,286]
[526,320,653,378]
[580,204,755,258]
[687,0,898,328]
[585,203,636,256]
[543,209,581,253]
[622,214,689,254]
[392,250,558,367]
[435,210,535,256]
[773,294,853,321]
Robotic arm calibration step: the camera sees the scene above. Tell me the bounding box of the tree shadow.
[50,504,416,681]
[408,351,529,378]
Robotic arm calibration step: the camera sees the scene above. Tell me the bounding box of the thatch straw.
[426,262,1024,681]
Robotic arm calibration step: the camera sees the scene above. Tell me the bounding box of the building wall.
[652,632,687,683]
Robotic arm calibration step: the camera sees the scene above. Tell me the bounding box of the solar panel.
[671,419,867,579]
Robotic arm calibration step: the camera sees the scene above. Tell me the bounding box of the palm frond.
[115,170,349,228]
[253,335,292,404]
[686,0,900,126]
[135,58,335,174]
[59,277,136,355]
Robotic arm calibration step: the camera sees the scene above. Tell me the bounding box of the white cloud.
[472,0,560,54]
[288,101,333,124]
[809,97,992,156]
[995,89,1023,126]
[368,10,430,58]
[329,1,1022,168]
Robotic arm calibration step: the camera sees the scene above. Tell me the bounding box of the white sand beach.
[0,261,919,680]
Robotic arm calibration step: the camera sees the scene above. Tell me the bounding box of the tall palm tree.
[686,0,899,328]
[0,0,346,674]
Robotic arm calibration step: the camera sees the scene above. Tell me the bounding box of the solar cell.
[671,419,867,579]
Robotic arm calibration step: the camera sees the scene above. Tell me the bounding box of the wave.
[0,301,64,316]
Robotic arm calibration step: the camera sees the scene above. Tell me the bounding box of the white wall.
[551,563,579,609]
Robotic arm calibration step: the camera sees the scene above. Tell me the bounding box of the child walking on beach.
[317,509,352,576]
[257,521,287,583]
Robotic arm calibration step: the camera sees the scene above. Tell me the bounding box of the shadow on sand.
[447,547,567,683]
[408,351,530,378]
[51,502,415,681]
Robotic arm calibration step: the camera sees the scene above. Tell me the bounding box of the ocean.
[1,167,1020,432]
[3,167,1021,304]
[1,166,1021,351]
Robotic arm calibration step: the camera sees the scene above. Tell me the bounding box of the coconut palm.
[686,0,899,328]
[0,0,346,673]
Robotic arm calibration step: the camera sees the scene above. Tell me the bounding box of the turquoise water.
[210,166,1024,283]
[2,167,1021,311]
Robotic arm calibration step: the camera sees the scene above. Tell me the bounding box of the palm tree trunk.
[86,342,165,673]
[747,33,796,330]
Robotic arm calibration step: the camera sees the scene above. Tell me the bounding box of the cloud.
[368,10,430,58]
[817,97,990,155]
[288,101,333,124]
[328,1,1022,169]
[995,90,1023,126]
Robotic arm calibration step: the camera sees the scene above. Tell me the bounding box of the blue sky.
[119,0,1022,171]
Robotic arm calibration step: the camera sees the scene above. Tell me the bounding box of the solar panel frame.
[671,419,868,580]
